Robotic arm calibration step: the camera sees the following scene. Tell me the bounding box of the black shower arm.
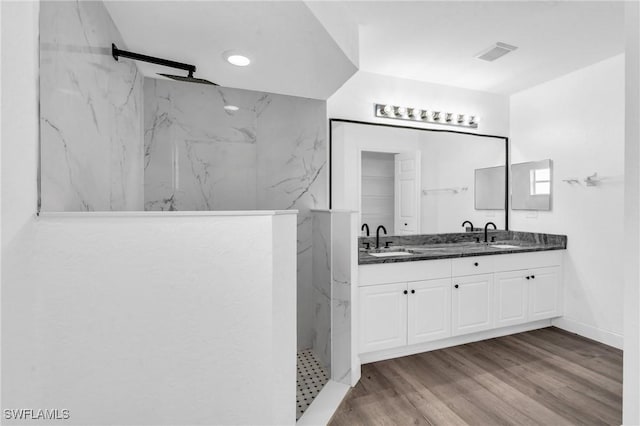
[112,43,196,76]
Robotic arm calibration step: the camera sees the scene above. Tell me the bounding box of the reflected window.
[530,168,550,195]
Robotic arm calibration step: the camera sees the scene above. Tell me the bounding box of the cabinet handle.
[454,284,459,289]
[526,276,530,280]
[403,290,408,295]
[474,262,479,266]
[411,289,415,294]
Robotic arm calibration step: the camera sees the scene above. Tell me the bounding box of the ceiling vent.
[475,42,518,62]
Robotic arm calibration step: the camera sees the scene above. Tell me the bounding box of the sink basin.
[490,244,520,249]
[369,251,413,257]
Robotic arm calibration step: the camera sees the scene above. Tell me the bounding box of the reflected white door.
[394,152,421,235]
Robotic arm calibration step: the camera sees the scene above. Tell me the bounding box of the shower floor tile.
[297,349,329,420]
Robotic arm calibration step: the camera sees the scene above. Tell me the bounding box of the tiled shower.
[38,2,353,419]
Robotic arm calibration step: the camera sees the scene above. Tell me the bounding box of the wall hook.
[584,172,600,186]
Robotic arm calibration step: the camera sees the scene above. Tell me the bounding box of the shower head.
[157,73,218,86]
[112,43,218,86]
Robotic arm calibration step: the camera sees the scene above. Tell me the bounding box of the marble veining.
[330,211,356,385]
[40,1,144,211]
[311,210,357,385]
[144,78,327,349]
[359,231,567,264]
[311,212,331,371]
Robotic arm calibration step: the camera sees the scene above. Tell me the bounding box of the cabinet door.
[528,266,561,321]
[359,282,408,353]
[452,274,494,336]
[407,278,452,345]
[494,270,528,328]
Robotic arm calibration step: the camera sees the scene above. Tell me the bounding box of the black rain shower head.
[157,73,218,86]
[112,43,218,86]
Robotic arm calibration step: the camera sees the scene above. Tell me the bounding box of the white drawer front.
[359,259,451,286]
[452,256,495,277]
[493,250,563,272]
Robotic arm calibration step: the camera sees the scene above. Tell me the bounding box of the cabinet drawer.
[452,256,494,277]
[359,259,451,286]
[493,251,563,272]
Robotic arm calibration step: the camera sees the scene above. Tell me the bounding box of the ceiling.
[342,1,625,94]
[104,1,358,100]
[106,1,625,99]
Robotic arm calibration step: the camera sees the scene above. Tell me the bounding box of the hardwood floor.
[330,327,622,426]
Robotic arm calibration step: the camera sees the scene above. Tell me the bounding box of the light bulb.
[223,51,251,67]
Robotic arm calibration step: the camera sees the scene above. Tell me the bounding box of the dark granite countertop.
[359,231,567,265]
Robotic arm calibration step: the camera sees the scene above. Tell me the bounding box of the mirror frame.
[328,118,510,230]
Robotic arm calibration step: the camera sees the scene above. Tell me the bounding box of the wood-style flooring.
[330,327,622,426]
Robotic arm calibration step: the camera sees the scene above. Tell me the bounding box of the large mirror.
[512,159,553,211]
[330,120,508,235]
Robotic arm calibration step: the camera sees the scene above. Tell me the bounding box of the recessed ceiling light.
[223,51,251,67]
[224,105,240,112]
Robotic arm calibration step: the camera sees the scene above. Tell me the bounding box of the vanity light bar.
[374,103,479,129]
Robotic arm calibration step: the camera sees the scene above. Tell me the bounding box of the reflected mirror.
[331,120,508,235]
[512,159,553,211]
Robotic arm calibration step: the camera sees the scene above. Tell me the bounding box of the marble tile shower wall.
[311,210,356,383]
[144,79,327,349]
[330,211,355,385]
[40,1,144,211]
[311,212,332,371]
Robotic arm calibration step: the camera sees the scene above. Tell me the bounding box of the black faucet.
[376,225,387,249]
[461,220,474,232]
[361,223,370,236]
[484,222,497,243]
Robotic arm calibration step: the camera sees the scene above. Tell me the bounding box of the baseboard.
[360,319,553,364]
[297,380,350,426]
[552,317,623,349]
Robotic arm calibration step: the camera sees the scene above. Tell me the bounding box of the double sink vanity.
[357,230,567,363]
[330,119,565,365]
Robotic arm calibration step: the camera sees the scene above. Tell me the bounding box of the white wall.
[510,54,625,348]
[624,1,640,423]
[3,212,296,426]
[328,71,510,137]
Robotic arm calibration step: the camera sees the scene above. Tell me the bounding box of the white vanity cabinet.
[358,250,563,358]
[494,265,562,327]
[407,278,452,344]
[359,277,452,352]
[359,282,408,353]
[452,273,494,336]
[528,266,561,321]
[494,270,529,328]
